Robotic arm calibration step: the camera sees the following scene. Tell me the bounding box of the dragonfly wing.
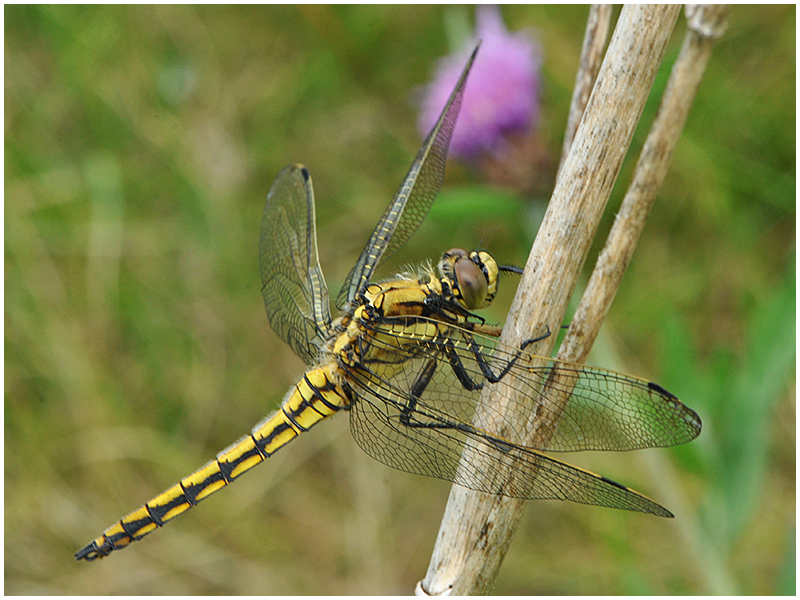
[526,363,702,452]
[353,316,701,454]
[347,359,672,516]
[260,165,331,365]
[336,46,479,309]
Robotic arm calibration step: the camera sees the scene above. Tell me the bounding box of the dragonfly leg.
[398,359,471,433]
[465,336,520,383]
[519,325,552,351]
[442,340,484,391]
[396,356,519,454]
[463,325,552,384]
[394,326,553,435]
[398,358,438,427]
[423,294,487,326]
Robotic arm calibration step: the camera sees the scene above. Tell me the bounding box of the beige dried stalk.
[560,4,730,366]
[418,4,707,595]
[558,4,613,175]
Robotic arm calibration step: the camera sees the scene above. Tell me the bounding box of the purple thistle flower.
[418,5,542,161]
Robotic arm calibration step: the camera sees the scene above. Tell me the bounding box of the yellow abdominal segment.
[75,362,349,561]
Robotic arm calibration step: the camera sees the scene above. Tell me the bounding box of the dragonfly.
[75,46,701,562]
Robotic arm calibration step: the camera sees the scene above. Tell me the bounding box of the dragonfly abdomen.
[75,363,350,561]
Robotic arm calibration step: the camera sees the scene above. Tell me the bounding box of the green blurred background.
[5,5,794,594]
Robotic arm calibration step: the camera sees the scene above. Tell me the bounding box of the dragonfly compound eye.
[454,255,489,310]
[438,249,468,283]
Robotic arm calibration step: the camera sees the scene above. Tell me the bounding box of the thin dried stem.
[558,4,613,175]
[420,5,682,595]
[559,3,731,365]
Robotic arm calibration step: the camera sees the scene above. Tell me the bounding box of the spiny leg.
[454,326,552,385]
[393,327,553,447]
[398,358,439,427]
[395,356,516,456]
[397,357,472,432]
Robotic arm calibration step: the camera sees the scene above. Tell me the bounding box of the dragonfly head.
[438,248,500,310]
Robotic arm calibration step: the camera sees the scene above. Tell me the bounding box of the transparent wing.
[260,165,331,365]
[344,317,701,514]
[350,383,673,515]
[336,46,479,310]
[354,317,701,452]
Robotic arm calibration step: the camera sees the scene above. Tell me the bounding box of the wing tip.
[647,381,703,438]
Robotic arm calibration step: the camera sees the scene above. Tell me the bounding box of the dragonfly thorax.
[438,248,499,310]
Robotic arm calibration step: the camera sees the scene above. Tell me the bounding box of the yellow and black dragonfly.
[75,47,701,562]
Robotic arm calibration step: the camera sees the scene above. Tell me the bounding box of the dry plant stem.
[558,4,613,175]
[630,6,733,595]
[419,5,681,596]
[560,3,731,366]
